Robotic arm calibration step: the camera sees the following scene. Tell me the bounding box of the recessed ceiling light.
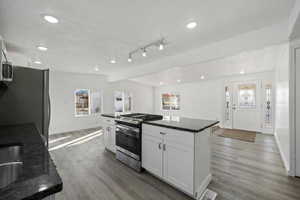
[177,79,181,83]
[43,15,59,24]
[34,60,42,64]
[110,59,116,64]
[200,75,205,80]
[186,21,197,29]
[159,81,164,85]
[94,67,99,71]
[37,45,48,51]
[240,70,245,74]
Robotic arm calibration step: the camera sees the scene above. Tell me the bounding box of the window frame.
[161,92,180,111]
[74,89,91,117]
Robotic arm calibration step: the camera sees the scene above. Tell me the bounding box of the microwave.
[0,61,13,82]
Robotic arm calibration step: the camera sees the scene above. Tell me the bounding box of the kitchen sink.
[0,145,23,189]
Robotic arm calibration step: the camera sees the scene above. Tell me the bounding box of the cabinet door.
[103,125,110,149]
[163,134,194,195]
[142,135,163,177]
[109,125,116,153]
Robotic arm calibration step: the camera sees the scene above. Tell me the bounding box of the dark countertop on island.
[101,113,117,118]
[143,117,219,133]
[0,124,63,200]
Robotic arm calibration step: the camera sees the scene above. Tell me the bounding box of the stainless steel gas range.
[115,113,162,172]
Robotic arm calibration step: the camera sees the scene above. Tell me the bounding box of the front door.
[230,80,262,132]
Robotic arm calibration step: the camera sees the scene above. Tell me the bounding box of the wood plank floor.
[49,128,300,200]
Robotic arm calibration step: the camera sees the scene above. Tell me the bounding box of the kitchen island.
[142,117,218,199]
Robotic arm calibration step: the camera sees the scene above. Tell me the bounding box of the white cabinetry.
[101,117,116,153]
[142,134,163,177]
[163,137,194,194]
[142,124,211,199]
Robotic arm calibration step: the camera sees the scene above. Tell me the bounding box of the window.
[161,93,180,110]
[114,91,124,112]
[90,91,102,114]
[124,92,132,113]
[114,91,132,113]
[264,84,272,128]
[75,89,90,116]
[225,86,231,121]
[75,89,103,116]
[237,84,256,109]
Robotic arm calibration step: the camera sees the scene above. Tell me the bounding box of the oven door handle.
[116,125,139,133]
[118,131,139,138]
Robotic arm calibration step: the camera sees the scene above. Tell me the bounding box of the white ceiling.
[131,43,289,86]
[0,0,295,79]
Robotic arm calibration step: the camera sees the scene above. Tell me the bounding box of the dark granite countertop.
[101,113,117,118]
[0,124,62,200]
[143,117,219,133]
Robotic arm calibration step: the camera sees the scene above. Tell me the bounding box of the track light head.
[159,43,164,51]
[127,38,165,61]
[128,54,132,62]
[142,48,147,57]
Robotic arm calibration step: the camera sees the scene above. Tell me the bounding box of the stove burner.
[120,113,163,122]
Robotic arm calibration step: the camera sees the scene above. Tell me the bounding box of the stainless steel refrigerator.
[0,66,50,147]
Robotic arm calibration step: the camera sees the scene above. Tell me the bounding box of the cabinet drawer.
[142,124,163,139]
[143,124,194,147]
[164,129,194,148]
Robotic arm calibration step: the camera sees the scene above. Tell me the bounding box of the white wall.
[109,22,288,82]
[49,71,154,134]
[154,72,274,128]
[274,43,290,173]
[103,80,155,114]
[289,0,300,39]
[154,80,223,123]
[49,71,108,134]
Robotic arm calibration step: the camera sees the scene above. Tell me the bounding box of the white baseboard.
[261,127,274,135]
[196,174,212,200]
[274,132,290,175]
[261,130,274,135]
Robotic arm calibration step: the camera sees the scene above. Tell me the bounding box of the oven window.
[116,131,139,155]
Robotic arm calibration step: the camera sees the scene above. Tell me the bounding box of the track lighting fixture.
[127,38,166,62]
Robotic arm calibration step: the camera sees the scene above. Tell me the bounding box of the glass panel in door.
[232,81,261,132]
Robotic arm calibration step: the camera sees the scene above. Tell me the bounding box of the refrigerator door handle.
[48,94,51,129]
